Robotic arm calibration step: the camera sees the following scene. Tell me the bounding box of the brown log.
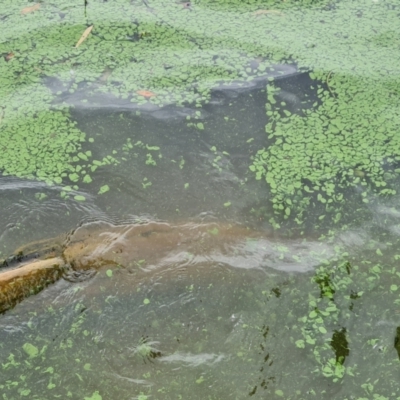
[0,258,66,313]
[63,221,260,271]
[0,221,267,312]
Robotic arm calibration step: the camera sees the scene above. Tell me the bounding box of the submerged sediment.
[0,221,260,312]
[0,220,327,313]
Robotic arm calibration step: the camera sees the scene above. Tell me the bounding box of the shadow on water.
[331,328,349,365]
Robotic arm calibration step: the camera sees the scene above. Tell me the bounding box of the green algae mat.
[2,0,400,221]
[3,0,400,398]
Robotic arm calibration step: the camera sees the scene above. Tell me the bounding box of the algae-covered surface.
[2,0,400,398]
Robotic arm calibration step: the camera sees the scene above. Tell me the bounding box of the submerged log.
[63,221,261,270]
[0,257,66,313]
[1,220,317,314]
[0,220,263,313]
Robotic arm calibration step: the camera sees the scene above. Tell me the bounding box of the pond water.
[2,0,400,399]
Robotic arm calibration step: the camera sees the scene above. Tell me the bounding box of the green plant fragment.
[208,228,219,235]
[74,195,86,202]
[83,175,92,183]
[98,185,110,195]
[22,343,38,358]
[84,391,102,400]
[69,173,79,182]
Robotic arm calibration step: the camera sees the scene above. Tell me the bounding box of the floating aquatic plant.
[251,73,400,224]
[2,0,399,195]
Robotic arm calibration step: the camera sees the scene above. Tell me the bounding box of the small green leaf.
[146,145,160,151]
[83,175,92,183]
[69,173,79,182]
[196,376,204,384]
[35,192,47,201]
[78,152,88,161]
[23,343,39,358]
[98,185,110,194]
[84,391,102,400]
[309,310,317,318]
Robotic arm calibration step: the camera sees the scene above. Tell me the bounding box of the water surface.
[2,0,400,399]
